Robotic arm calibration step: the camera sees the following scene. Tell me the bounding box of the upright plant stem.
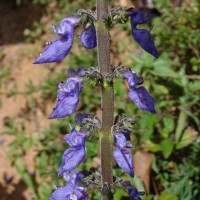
[96,0,114,199]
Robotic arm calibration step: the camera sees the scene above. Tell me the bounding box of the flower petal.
[115,133,133,148]
[65,16,80,26]
[75,113,90,124]
[49,74,83,119]
[127,9,159,58]
[64,130,88,147]
[128,86,156,114]
[48,90,79,119]
[33,38,73,64]
[49,185,72,200]
[126,185,145,200]
[132,29,159,58]
[49,171,88,200]
[34,16,79,64]
[74,187,89,200]
[114,147,134,177]
[52,22,74,38]
[126,9,146,24]
[122,129,131,141]
[67,171,84,187]
[68,68,86,78]
[123,70,143,88]
[58,147,86,177]
[80,23,97,49]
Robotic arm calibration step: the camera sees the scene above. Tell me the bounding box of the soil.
[0,1,54,199]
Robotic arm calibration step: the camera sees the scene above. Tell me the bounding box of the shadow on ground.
[0,179,27,200]
[0,0,46,45]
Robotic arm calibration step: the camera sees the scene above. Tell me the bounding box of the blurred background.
[0,0,199,199]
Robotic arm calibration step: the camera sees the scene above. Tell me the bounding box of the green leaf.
[161,117,175,138]
[145,141,161,152]
[23,139,33,150]
[188,81,200,92]
[160,140,174,158]
[139,114,158,139]
[175,110,187,142]
[153,84,169,95]
[151,59,178,78]
[128,53,144,65]
[114,188,128,200]
[159,192,178,200]
[176,127,198,149]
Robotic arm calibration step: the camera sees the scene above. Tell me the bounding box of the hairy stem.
[96,0,114,199]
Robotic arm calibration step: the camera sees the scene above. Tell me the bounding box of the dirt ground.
[0,1,55,199]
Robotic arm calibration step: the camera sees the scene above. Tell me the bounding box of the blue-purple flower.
[58,129,88,177]
[75,113,90,125]
[80,23,97,49]
[126,185,145,200]
[49,68,85,119]
[113,133,134,177]
[49,171,89,200]
[126,9,159,58]
[123,70,156,114]
[34,16,80,64]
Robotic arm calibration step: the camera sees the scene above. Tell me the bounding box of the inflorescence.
[34,7,158,200]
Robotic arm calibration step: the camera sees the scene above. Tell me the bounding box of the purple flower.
[6,175,13,184]
[34,16,80,64]
[113,133,134,177]
[126,185,145,200]
[123,70,156,114]
[49,68,85,119]
[58,129,88,177]
[0,138,4,145]
[49,171,89,200]
[80,23,97,49]
[126,9,159,58]
[122,129,131,141]
[75,113,90,124]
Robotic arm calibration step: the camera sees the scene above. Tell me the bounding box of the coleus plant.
[34,1,158,199]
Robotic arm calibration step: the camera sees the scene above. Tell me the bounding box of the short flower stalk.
[34,0,158,199]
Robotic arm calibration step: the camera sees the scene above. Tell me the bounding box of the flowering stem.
[96,0,114,199]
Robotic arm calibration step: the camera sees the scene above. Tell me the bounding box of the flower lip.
[115,133,133,148]
[122,70,143,88]
[48,69,84,119]
[65,16,80,26]
[33,38,73,64]
[126,9,159,58]
[34,16,79,64]
[58,129,88,176]
[123,70,156,114]
[114,133,134,177]
[49,171,89,200]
